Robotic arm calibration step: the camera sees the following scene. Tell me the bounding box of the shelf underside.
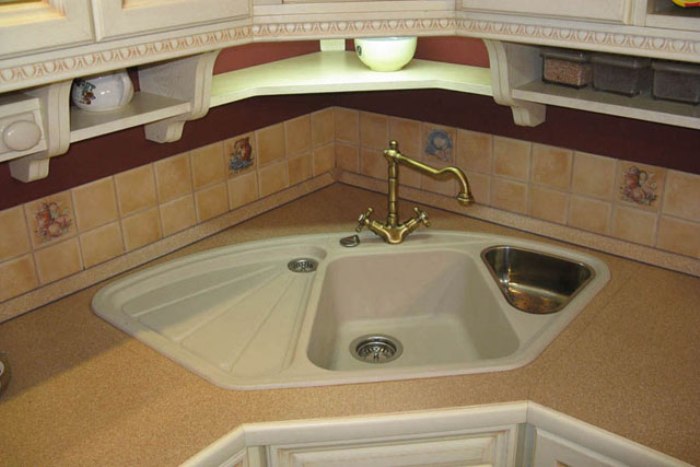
[513,81,700,130]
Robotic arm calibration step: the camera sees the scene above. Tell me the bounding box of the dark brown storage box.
[652,60,700,105]
[591,53,652,96]
[541,48,592,88]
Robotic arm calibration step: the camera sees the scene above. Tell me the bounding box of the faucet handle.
[413,207,431,227]
[356,208,374,232]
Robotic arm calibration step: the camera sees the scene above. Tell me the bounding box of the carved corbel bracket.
[9,80,72,182]
[484,40,546,127]
[141,50,221,143]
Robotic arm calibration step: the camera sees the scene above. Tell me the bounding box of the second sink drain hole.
[350,335,403,364]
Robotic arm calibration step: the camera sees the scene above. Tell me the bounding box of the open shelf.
[210,51,492,108]
[645,0,700,30]
[512,80,700,129]
[69,92,191,143]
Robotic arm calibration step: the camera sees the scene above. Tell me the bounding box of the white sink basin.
[92,231,609,389]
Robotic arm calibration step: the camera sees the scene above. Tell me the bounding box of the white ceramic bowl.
[71,69,134,112]
[354,36,417,72]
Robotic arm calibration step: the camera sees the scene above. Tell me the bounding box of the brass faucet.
[356,140,474,244]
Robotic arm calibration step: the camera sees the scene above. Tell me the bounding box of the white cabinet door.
[92,0,251,41]
[0,0,94,58]
[460,0,633,24]
[533,429,625,467]
[269,430,515,467]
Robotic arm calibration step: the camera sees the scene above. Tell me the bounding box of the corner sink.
[307,250,519,371]
[92,231,610,389]
[482,246,594,315]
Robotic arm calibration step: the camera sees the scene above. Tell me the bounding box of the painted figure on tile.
[35,201,72,242]
[620,166,657,206]
[229,137,253,173]
[425,129,453,162]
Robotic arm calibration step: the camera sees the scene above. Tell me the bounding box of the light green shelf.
[210,51,492,107]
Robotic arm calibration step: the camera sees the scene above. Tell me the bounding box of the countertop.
[0,184,698,466]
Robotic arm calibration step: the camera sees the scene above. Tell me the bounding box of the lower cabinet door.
[533,428,625,467]
[269,429,514,467]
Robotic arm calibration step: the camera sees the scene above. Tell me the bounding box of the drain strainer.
[350,335,403,364]
[287,258,318,273]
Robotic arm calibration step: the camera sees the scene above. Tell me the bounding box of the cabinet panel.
[460,0,633,24]
[0,0,94,58]
[269,431,514,467]
[92,0,251,41]
[533,429,625,467]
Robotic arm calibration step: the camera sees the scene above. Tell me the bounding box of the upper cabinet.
[0,0,94,58]
[91,0,251,41]
[459,0,635,24]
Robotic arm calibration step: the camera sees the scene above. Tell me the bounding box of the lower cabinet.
[268,429,516,467]
[532,428,625,467]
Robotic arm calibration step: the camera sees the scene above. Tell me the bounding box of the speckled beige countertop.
[1,185,698,466]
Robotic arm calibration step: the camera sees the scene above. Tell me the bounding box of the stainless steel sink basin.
[482,246,594,315]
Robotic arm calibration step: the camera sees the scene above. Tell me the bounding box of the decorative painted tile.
[227,135,255,174]
[423,127,454,163]
[617,162,665,209]
[25,192,76,246]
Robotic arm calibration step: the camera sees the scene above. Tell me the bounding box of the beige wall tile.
[571,151,616,200]
[72,176,118,232]
[0,255,38,302]
[258,161,289,198]
[493,137,531,181]
[190,142,226,189]
[360,146,386,180]
[285,115,312,157]
[662,170,700,222]
[160,195,197,237]
[335,108,359,144]
[312,108,335,147]
[336,143,359,173]
[491,177,528,214]
[0,206,30,261]
[195,183,229,222]
[617,161,666,212]
[34,238,82,284]
[388,117,421,157]
[360,112,388,150]
[288,153,313,186]
[401,164,422,189]
[80,222,125,268]
[531,144,572,190]
[528,186,569,224]
[456,130,492,174]
[611,206,657,246]
[228,172,259,210]
[656,216,700,258]
[568,196,612,234]
[24,191,76,247]
[313,144,335,176]
[154,152,193,203]
[422,124,456,165]
[115,165,157,216]
[256,123,286,166]
[121,208,162,251]
[465,171,491,205]
[421,174,457,197]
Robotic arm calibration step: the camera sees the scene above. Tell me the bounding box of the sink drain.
[350,335,403,364]
[287,258,318,273]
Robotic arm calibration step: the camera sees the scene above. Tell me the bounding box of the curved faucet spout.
[357,140,475,244]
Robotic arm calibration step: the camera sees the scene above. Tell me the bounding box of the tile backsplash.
[1,107,698,321]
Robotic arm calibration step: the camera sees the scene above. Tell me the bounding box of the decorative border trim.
[6,13,698,91]
[456,17,700,59]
